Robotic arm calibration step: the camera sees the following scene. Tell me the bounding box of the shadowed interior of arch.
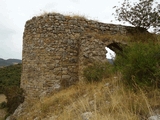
[105,41,126,64]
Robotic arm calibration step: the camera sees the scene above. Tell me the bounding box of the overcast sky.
[0,0,145,59]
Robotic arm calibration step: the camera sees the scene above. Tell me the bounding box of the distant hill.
[0,58,22,67]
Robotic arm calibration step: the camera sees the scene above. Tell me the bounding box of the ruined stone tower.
[21,13,131,99]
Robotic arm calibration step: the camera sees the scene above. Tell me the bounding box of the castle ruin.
[21,13,133,100]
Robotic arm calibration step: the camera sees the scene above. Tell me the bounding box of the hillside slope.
[13,75,160,120]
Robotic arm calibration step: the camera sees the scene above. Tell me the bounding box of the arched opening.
[105,41,126,64]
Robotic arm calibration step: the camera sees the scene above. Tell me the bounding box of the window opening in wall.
[105,47,116,65]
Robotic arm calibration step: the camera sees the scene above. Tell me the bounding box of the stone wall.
[21,13,132,99]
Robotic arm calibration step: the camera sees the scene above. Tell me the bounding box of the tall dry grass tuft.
[17,73,160,120]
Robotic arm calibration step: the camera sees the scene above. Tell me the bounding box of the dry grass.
[64,13,87,20]
[39,10,59,15]
[39,11,87,20]
[17,73,160,120]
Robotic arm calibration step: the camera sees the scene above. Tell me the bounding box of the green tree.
[113,0,160,33]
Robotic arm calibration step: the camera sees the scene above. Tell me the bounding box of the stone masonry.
[21,13,133,100]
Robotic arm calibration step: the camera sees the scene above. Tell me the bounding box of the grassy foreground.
[17,73,160,120]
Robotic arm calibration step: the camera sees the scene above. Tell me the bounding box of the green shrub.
[115,42,160,88]
[4,86,24,114]
[83,62,113,82]
[0,101,7,109]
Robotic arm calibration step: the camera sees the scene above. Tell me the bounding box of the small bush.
[83,62,113,82]
[115,42,160,88]
[0,101,7,109]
